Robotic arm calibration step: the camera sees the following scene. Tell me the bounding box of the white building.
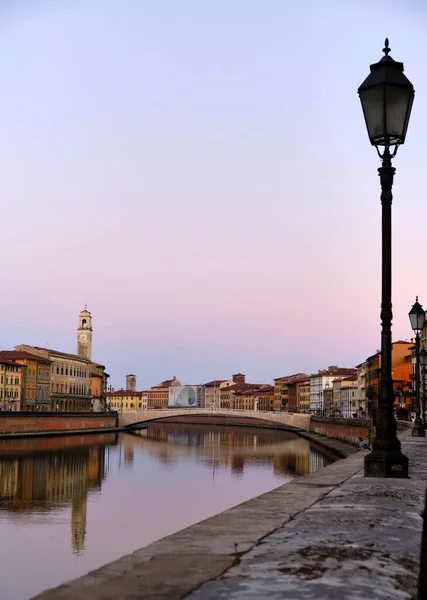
[340,380,358,418]
[356,361,368,418]
[168,385,205,408]
[310,366,357,414]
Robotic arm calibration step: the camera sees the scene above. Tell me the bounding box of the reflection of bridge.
[124,425,329,476]
[120,409,311,431]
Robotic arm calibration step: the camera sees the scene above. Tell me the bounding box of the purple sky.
[1,1,426,390]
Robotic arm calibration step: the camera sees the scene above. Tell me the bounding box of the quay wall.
[309,416,370,446]
[0,412,118,437]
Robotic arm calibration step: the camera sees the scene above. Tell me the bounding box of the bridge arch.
[119,409,310,431]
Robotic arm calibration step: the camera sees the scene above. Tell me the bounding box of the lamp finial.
[383,38,390,56]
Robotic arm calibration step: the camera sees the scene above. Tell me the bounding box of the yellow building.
[0,359,23,411]
[16,345,92,412]
[0,351,51,411]
[296,379,311,413]
[105,390,147,411]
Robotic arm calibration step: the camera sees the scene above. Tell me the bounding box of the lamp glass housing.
[409,298,425,334]
[358,40,414,148]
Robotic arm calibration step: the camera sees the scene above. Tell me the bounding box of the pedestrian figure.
[359,437,370,450]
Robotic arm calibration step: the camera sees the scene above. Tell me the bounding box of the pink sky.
[0,1,426,389]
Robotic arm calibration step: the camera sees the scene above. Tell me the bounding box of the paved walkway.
[34,431,426,600]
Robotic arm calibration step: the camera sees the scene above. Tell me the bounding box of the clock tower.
[77,308,93,360]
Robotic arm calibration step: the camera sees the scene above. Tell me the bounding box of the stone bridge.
[118,409,311,431]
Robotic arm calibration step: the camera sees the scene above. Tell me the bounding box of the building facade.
[204,380,230,410]
[256,385,275,411]
[365,341,412,419]
[0,360,23,411]
[309,367,357,414]
[147,377,180,409]
[168,385,205,408]
[0,351,51,411]
[105,390,147,411]
[15,345,92,412]
[91,362,109,412]
[296,379,311,413]
[273,374,308,412]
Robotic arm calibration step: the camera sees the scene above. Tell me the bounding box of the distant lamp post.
[409,297,426,436]
[420,348,427,427]
[358,39,414,478]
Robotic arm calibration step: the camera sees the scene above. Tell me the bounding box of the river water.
[0,424,336,599]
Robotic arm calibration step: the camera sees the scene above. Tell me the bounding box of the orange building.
[90,362,109,412]
[147,377,180,409]
[365,341,412,418]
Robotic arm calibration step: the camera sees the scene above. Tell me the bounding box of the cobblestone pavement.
[188,431,426,600]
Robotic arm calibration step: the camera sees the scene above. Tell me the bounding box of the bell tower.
[77,307,93,360]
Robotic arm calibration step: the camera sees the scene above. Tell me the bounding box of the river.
[0,424,336,599]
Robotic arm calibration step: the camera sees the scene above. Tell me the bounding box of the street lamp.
[420,348,427,427]
[409,297,426,436]
[358,39,414,478]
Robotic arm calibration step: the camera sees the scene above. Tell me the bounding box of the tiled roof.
[0,350,51,363]
[274,373,307,382]
[0,358,23,367]
[105,390,144,397]
[204,380,227,387]
[257,385,274,392]
[312,368,357,378]
[16,345,92,363]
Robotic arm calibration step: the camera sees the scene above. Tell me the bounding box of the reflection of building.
[0,440,109,555]
[141,423,334,477]
[169,385,205,408]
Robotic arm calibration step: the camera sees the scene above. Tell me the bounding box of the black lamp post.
[358,39,414,478]
[409,297,426,436]
[409,296,426,437]
[420,348,427,427]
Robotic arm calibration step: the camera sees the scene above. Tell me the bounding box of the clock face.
[80,333,87,341]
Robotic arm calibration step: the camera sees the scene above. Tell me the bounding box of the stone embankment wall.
[0,412,118,437]
[309,416,370,446]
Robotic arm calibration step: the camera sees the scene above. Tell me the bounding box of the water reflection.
[133,423,334,476]
[0,433,115,555]
[0,426,336,600]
